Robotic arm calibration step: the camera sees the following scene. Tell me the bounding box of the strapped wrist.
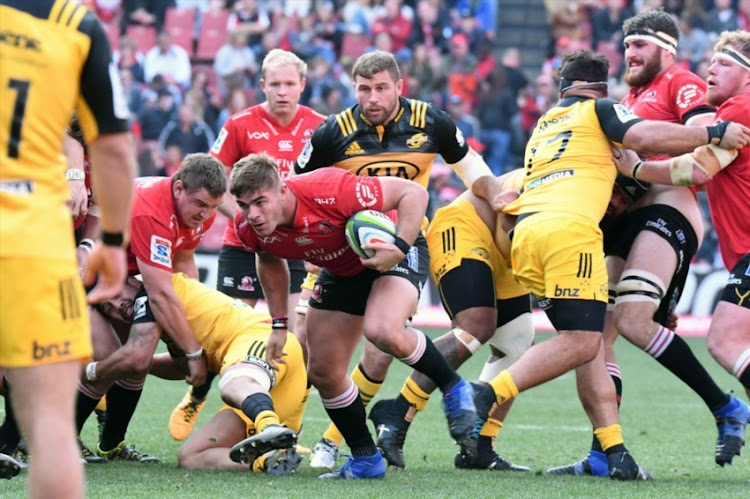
[85,361,98,381]
[185,347,204,361]
[393,236,411,255]
[78,238,95,254]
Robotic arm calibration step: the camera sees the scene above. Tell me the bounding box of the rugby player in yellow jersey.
[0,1,135,494]
[470,50,747,480]
[97,273,307,474]
[367,169,534,470]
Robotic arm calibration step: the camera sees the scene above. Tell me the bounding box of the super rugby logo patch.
[150,235,172,267]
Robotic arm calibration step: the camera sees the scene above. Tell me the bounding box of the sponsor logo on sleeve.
[613,104,639,123]
[355,180,378,207]
[676,84,703,109]
[150,235,172,267]
[211,128,228,154]
[297,140,313,170]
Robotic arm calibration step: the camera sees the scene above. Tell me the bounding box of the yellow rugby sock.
[95,397,107,412]
[401,378,430,411]
[254,410,280,433]
[489,370,519,405]
[594,424,624,452]
[479,418,503,439]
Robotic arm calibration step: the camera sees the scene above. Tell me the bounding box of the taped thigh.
[615,269,666,308]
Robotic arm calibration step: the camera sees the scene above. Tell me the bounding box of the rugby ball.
[345,210,397,259]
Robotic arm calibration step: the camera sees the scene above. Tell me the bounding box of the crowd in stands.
[80,0,747,266]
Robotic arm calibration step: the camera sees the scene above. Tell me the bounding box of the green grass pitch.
[3,331,748,498]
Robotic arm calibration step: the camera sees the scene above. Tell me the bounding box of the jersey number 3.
[6,78,30,159]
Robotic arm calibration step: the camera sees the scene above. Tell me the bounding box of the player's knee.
[487,313,534,363]
[177,446,198,469]
[613,303,653,343]
[570,331,603,364]
[307,360,343,391]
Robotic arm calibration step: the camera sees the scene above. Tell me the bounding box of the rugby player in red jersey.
[167,49,326,441]
[71,154,226,462]
[230,152,476,479]
[614,30,750,466]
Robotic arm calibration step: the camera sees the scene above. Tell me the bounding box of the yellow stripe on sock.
[254,410,280,433]
[479,418,503,438]
[594,424,623,451]
[489,370,519,404]
[351,365,382,406]
[402,378,430,411]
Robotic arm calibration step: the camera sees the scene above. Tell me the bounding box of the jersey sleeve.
[210,117,242,167]
[75,10,130,143]
[431,105,470,164]
[595,98,644,145]
[334,172,385,216]
[129,215,175,272]
[669,72,714,124]
[293,118,337,174]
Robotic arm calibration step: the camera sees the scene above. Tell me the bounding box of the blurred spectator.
[184,69,222,129]
[545,0,593,50]
[143,30,191,88]
[119,68,144,119]
[445,94,481,141]
[122,0,174,31]
[313,1,345,60]
[590,0,632,50]
[477,66,518,175]
[405,43,441,101]
[112,35,145,83]
[500,48,530,99]
[677,15,711,69]
[215,87,250,133]
[371,0,413,54]
[138,87,177,141]
[227,0,271,49]
[454,0,498,37]
[315,85,347,115]
[157,103,215,158]
[439,33,479,106]
[452,7,485,53]
[214,29,258,95]
[87,0,123,24]
[341,0,377,35]
[705,0,738,34]
[739,0,750,30]
[161,144,183,177]
[475,39,496,80]
[409,0,451,54]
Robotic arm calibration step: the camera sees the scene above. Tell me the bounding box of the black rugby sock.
[0,377,21,453]
[406,334,460,391]
[323,393,377,457]
[99,381,143,451]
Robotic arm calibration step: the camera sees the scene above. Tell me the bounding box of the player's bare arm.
[138,259,207,386]
[256,251,291,371]
[173,249,200,280]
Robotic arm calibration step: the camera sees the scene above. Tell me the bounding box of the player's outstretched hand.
[360,242,404,272]
[266,331,288,371]
[84,244,127,304]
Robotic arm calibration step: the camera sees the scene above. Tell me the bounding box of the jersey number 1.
[6,78,30,159]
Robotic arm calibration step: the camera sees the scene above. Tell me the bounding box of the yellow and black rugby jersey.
[170,273,270,368]
[0,0,130,259]
[505,96,642,224]
[294,96,469,189]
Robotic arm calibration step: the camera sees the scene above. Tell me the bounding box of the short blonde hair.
[714,30,750,59]
[261,49,307,81]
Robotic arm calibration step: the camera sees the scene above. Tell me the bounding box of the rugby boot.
[441,378,476,442]
[318,450,386,480]
[714,395,749,466]
[309,438,339,469]
[230,424,297,465]
[169,391,206,441]
[96,441,160,463]
[369,399,407,469]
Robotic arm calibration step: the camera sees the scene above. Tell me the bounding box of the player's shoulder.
[6,0,100,36]
[300,105,327,123]
[228,105,261,124]
[717,93,750,124]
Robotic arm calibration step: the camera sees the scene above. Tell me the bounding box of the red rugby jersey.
[210,104,325,247]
